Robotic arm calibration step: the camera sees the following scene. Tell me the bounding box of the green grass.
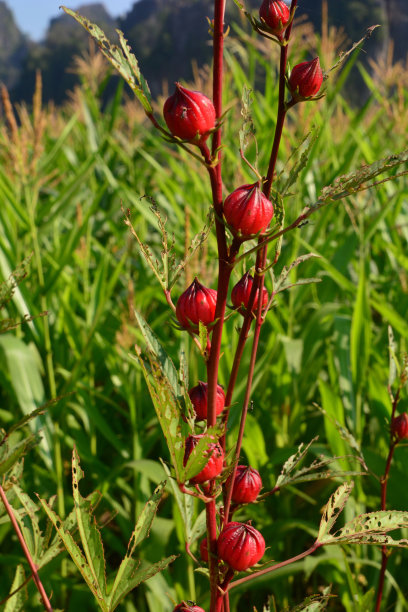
[0,23,407,612]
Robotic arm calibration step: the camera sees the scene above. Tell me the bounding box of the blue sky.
[10,1,138,41]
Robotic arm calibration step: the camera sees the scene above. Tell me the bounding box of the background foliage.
[0,4,407,611]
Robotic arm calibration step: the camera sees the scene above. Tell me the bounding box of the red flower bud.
[217,522,265,571]
[200,537,209,562]
[188,381,225,421]
[391,412,408,440]
[173,603,205,612]
[163,83,216,142]
[176,278,217,331]
[228,465,262,504]
[289,57,323,99]
[183,434,224,484]
[223,183,274,239]
[231,272,268,315]
[259,0,290,37]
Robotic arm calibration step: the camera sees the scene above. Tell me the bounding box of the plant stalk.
[0,485,53,611]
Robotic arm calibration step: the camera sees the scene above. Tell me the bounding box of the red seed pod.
[200,537,209,562]
[163,83,216,142]
[183,434,224,484]
[223,183,274,239]
[289,57,323,99]
[231,272,268,315]
[173,603,205,612]
[176,278,217,331]
[391,412,408,440]
[259,0,290,37]
[188,382,226,421]
[229,465,263,504]
[217,522,265,571]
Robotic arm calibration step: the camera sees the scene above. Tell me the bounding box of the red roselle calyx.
[228,465,263,504]
[163,83,216,142]
[259,0,290,37]
[391,412,408,440]
[176,278,217,331]
[173,603,205,612]
[183,434,224,483]
[217,522,265,571]
[200,537,208,562]
[231,272,268,315]
[289,57,324,99]
[223,183,274,239]
[188,381,225,421]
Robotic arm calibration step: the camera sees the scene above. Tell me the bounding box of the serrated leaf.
[317,482,354,543]
[108,482,169,609]
[239,85,256,155]
[313,150,408,208]
[279,128,320,197]
[4,564,26,612]
[37,497,105,607]
[285,586,332,611]
[61,8,152,113]
[182,428,224,483]
[133,310,180,398]
[161,460,194,542]
[134,348,185,480]
[275,438,318,488]
[274,253,320,293]
[72,447,107,599]
[0,433,39,477]
[108,556,176,611]
[324,510,408,546]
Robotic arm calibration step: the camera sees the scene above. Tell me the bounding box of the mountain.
[0,1,29,90]
[0,0,407,105]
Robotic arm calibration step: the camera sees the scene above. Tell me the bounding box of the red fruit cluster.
[217,522,265,571]
[289,57,323,99]
[391,412,408,441]
[223,183,274,239]
[173,603,205,612]
[183,434,224,483]
[189,381,225,421]
[231,272,268,315]
[259,0,290,37]
[176,278,217,331]
[163,83,216,142]
[229,465,262,504]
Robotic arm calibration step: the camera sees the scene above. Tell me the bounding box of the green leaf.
[38,497,106,608]
[72,447,107,599]
[161,460,194,543]
[323,510,408,547]
[4,564,26,612]
[61,7,152,113]
[317,482,354,543]
[108,481,174,610]
[0,434,39,477]
[350,256,371,390]
[133,310,180,398]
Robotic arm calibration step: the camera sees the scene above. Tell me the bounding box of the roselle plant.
[58,1,408,610]
[1,1,408,611]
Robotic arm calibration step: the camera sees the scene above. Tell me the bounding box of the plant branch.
[0,485,53,611]
[228,540,322,591]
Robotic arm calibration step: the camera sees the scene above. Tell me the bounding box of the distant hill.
[0,1,29,90]
[0,0,407,105]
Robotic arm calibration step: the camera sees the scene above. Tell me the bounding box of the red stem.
[228,541,322,591]
[0,485,53,611]
[204,3,229,612]
[222,0,298,525]
[375,388,401,612]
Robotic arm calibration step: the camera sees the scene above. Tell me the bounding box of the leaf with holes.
[317,482,354,543]
[322,510,408,546]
